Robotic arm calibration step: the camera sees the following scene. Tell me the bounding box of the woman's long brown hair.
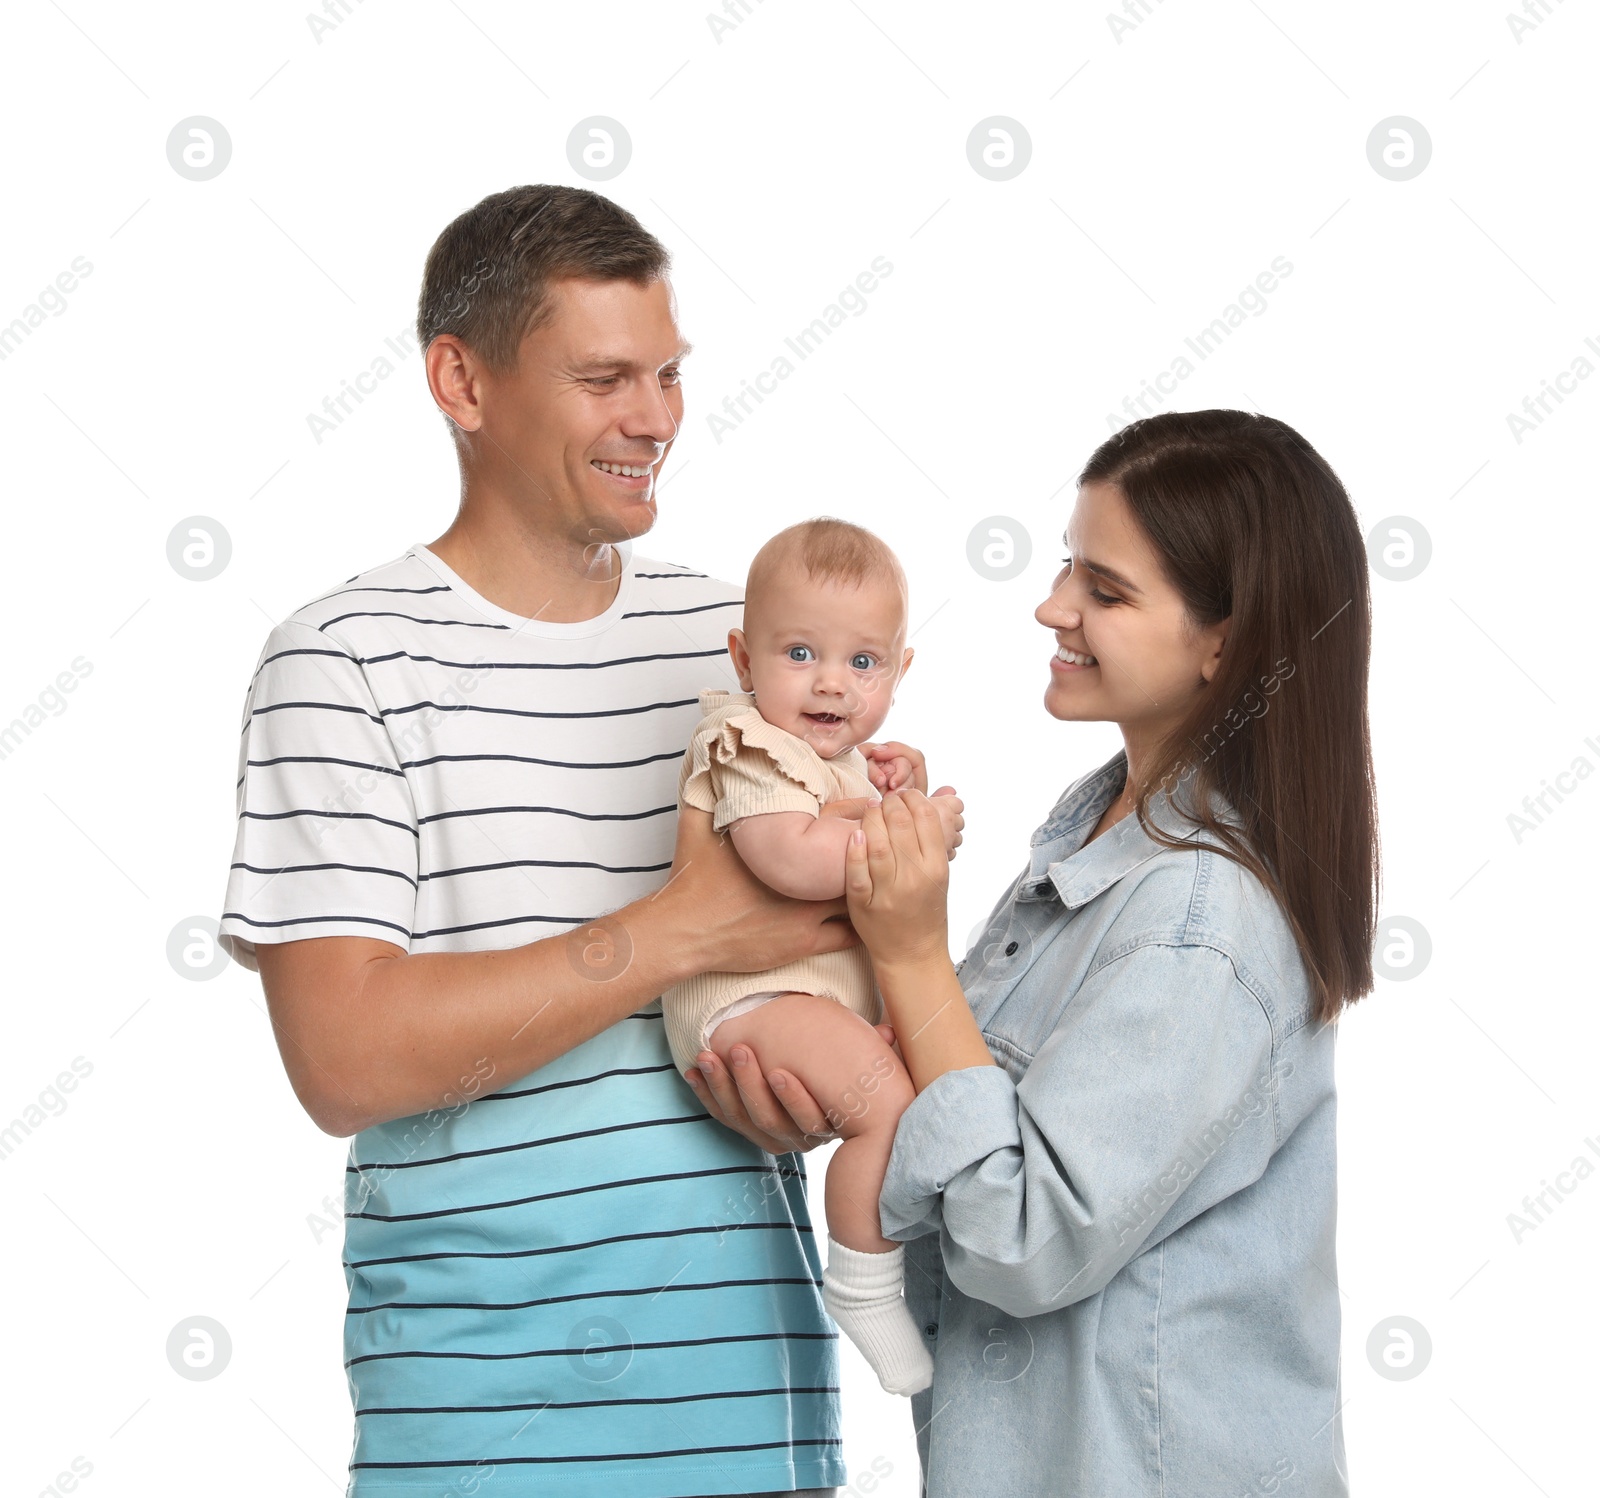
[1079,410,1380,1024]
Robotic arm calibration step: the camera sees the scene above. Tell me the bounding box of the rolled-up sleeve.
[879,939,1280,1318]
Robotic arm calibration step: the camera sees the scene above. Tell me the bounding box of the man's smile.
[589,457,655,490]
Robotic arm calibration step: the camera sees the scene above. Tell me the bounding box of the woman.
[685,409,1378,1496]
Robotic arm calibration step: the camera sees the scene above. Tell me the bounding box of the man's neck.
[427,508,626,625]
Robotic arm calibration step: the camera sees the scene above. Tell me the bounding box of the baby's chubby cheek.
[852,707,894,749]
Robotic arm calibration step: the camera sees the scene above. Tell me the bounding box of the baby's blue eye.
[787,645,814,662]
[851,653,876,671]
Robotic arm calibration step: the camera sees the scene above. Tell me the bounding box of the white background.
[2,1,1596,1494]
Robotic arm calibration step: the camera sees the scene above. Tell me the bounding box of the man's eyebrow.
[1061,533,1143,594]
[570,342,693,374]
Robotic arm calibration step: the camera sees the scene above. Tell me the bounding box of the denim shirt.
[878,750,1346,1497]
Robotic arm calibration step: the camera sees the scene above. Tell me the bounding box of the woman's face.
[1035,480,1229,761]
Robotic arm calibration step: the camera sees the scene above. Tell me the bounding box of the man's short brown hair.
[416,184,671,372]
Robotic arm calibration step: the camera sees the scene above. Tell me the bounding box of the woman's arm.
[878,939,1281,1319]
[840,789,1286,1321]
[843,791,994,1090]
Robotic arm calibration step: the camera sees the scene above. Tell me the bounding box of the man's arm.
[255,804,862,1137]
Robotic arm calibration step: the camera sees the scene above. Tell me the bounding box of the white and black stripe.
[218,539,846,1497]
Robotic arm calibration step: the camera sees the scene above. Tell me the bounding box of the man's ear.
[1198,618,1230,685]
[425,334,484,433]
[727,628,753,691]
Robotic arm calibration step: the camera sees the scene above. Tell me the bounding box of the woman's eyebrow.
[1061,537,1144,595]
[1082,559,1142,594]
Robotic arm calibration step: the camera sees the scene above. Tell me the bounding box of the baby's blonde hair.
[745,518,907,622]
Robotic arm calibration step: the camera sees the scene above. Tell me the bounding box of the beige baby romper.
[660,687,884,1077]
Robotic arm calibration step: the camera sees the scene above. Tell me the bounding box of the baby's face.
[729,571,912,759]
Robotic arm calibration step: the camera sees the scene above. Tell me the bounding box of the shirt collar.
[1019,749,1242,909]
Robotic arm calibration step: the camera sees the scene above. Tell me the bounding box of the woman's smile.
[1051,644,1099,673]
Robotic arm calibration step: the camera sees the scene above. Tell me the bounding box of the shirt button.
[924,1323,939,1338]
[1004,941,1018,956]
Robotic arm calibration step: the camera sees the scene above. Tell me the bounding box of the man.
[219,184,896,1498]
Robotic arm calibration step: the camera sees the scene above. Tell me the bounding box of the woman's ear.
[1198,617,1230,685]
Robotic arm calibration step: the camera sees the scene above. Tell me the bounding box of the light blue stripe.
[343,1013,844,1496]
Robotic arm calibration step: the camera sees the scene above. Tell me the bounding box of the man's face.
[476,275,688,551]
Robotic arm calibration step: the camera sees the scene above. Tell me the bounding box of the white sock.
[820,1235,934,1396]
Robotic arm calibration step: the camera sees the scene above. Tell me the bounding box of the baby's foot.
[821,1236,934,1396]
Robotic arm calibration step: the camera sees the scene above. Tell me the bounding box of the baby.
[662,516,962,1397]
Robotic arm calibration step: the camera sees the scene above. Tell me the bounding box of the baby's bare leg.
[708,992,914,1251]
[710,990,931,1395]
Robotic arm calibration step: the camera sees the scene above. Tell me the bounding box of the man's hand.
[682,1042,836,1154]
[679,1024,899,1154]
[664,805,861,977]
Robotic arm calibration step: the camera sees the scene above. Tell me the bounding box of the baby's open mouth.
[805,712,845,725]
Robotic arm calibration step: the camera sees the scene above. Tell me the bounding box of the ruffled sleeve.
[680,697,842,834]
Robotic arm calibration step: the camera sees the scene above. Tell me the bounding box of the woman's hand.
[816,794,881,824]
[844,788,953,969]
[929,786,964,860]
[682,1042,837,1154]
[856,743,963,859]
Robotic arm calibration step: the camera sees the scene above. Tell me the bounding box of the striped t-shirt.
[218,539,846,1498]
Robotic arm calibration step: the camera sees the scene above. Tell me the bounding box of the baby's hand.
[866,756,913,794]
[857,739,927,794]
[929,786,964,860]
